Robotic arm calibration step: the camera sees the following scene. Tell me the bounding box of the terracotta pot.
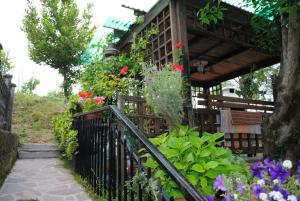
[84,112,100,120]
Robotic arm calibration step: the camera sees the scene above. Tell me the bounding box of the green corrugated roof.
[103,17,133,31]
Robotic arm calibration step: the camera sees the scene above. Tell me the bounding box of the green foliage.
[21,77,40,95]
[130,28,159,71]
[12,92,65,144]
[22,0,95,99]
[143,65,184,125]
[197,0,226,25]
[0,49,13,74]
[237,66,279,100]
[126,172,159,201]
[52,112,78,160]
[143,125,249,197]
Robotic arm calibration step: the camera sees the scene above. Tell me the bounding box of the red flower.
[119,66,129,75]
[86,91,93,98]
[171,64,184,71]
[175,42,183,48]
[94,96,105,105]
[78,91,86,98]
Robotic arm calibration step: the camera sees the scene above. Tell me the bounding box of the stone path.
[0,159,92,201]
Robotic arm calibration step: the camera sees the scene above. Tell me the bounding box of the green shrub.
[51,112,78,160]
[143,65,184,126]
[143,125,249,198]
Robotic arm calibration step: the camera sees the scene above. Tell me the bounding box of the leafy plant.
[126,172,160,201]
[21,77,40,94]
[142,125,249,198]
[52,112,78,160]
[143,64,184,126]
[197,0,226,25]
[0,49,13,74]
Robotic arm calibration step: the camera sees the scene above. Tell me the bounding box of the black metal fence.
[0,74,15,131]
[72,106,207,201]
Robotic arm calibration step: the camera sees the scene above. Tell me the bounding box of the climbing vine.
[197,0,226,25]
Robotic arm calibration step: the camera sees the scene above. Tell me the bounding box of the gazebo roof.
[117,0,280,86]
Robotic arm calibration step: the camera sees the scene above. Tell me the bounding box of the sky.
[0,0,157,96]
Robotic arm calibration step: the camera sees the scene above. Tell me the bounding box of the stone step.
[18,143,59,159]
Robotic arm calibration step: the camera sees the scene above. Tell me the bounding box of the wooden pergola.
[116,0,280,156]
[117,0,280,89]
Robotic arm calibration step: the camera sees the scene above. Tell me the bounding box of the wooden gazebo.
[116,0,280,156]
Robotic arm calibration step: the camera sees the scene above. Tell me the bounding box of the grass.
[12,92,65,144]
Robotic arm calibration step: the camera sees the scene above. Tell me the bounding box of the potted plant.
[77,91,105,119]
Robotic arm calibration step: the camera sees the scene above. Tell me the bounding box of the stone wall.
[0,130,17,186]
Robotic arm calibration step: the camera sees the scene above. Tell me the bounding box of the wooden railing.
[197,94,274,112]
[117,95,271,155]
[0,74,16,131]
[117,95,168,137]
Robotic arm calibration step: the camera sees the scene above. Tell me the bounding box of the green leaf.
[200,177,208,188]
[205,169,219,179]
[186,174,199,186]
[144,158,158,169]
[186,152,194,162]
[204,161,219,170]
[154,169,166,178]
[192,164,205,173]
[198,150,211,157]
[174,162,186,170]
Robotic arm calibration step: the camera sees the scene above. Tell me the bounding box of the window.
[229,88,235,93]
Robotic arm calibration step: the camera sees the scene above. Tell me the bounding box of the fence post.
[4,74,16,131]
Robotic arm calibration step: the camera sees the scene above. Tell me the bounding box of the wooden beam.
[189,40,224,60]
[205,57,280,86]
[117,0,169,50]
[204,46,247,69]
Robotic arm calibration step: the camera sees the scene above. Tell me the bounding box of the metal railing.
[73,106,207,201]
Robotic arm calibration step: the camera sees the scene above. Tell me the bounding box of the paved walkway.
[0,159,92,201]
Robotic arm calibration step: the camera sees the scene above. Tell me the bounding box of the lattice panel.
[141,7,172,68]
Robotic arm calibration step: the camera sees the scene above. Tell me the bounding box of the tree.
[236,66,279,100]
[22,0,95,100]
[21,77,40,94]
[0,49,13,75]
[243,0,300,163]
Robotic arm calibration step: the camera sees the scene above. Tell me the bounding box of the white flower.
[283,160,293,169]
[269,191,283,200]
[273,179,279,184]
[259,193,269,201]
[233,194,238,200]
[287,195,297,201]
[257,179,266,185]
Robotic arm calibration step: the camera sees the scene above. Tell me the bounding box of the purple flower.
[297,161,300,181]
[264,158,275,167]
[252,184,265,198]
[213,175,227,191]
[206,195,215,201]
[236,181,246,194]
[221,195,231,201]
[251,162,264,179]
[269,164,290,184]
[279,188,288,199]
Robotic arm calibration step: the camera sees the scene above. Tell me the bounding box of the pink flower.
[86,98,91,103]
[78,97,84,103]
[94,96,105,105]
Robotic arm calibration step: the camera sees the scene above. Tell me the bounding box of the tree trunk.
[62,72,70,103]
[264,2,300,164]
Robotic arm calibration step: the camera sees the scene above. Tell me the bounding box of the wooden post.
[170,0,192,100]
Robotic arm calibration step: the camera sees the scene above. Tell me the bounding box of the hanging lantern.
[104,43,120,61]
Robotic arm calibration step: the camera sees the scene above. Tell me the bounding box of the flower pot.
[84,112,100,120]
